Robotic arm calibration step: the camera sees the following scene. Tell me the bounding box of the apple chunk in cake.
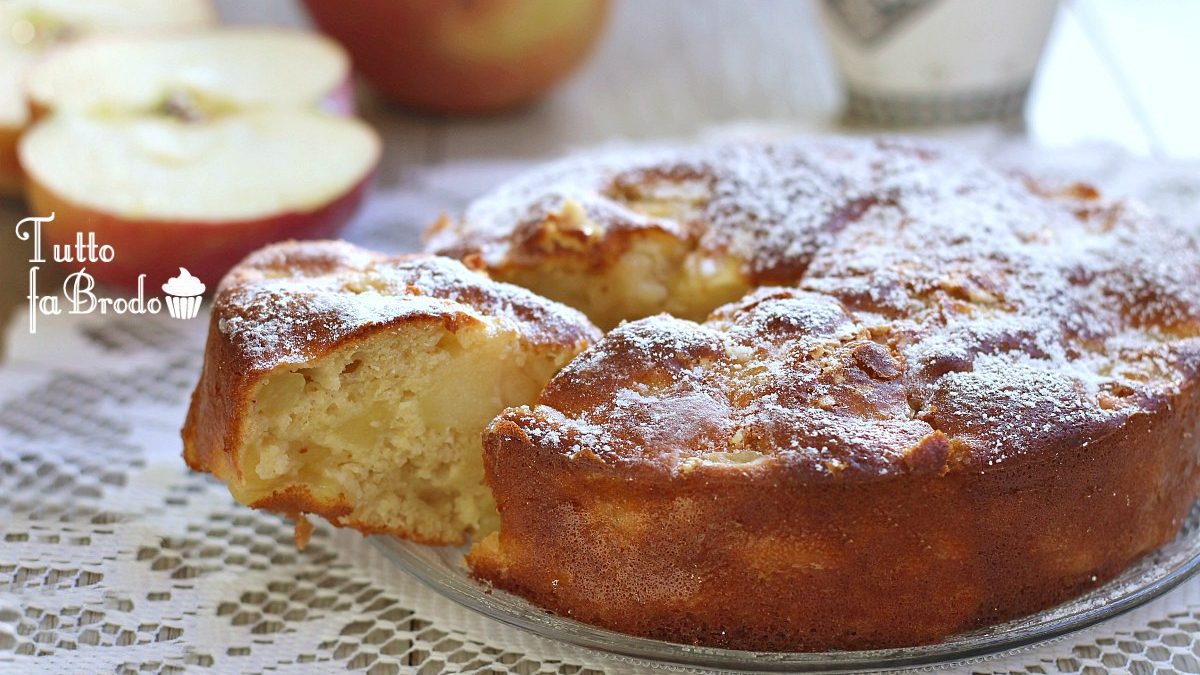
[183,241,600,545]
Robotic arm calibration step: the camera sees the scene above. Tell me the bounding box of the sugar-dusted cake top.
[213,240,601,372]
[477,137,1200,475]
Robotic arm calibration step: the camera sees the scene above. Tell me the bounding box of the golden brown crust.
[427,137,1200,329]
[466,138,1200,650]
[424,139,1001,284]
[472,379,1200,650]
[182,240,601,538]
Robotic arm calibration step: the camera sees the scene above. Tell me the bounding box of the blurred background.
[2,0,1198,347]
[215,0,1200,166]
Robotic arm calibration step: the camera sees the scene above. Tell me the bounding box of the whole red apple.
[302,0,609,114]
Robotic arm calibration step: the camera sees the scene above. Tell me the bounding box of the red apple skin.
[302,0,609,114]
[25,170,375,291]
[0,125,23,198]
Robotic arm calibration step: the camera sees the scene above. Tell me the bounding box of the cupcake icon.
[162,267,206,319]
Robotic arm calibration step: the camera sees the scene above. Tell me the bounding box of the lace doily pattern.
[2,138,1199,674]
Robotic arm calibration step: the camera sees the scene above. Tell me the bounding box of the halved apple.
[26,28,355,120]
[18,28,377,290]
[21,110,379,289]
[0,0,216,197]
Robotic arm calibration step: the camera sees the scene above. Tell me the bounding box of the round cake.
[444,137,1200,650]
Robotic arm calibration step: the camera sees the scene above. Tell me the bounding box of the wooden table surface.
[2,0,1198,356]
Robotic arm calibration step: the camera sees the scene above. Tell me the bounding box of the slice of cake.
[183,241,600,545]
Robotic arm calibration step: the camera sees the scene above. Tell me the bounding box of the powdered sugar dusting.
[477,138,1200,475]
[212,241,600,371]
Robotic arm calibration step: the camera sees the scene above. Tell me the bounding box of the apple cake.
[187,136,1200,652]
[183,241,599,546]
[455,138,1200,650]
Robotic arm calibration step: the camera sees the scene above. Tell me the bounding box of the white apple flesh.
[21,111,380,289]
[26,29,355,119]
[0,0,216,197]
[19,29,379,290]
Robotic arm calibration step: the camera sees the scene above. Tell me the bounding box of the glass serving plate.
[372,502,1200,673]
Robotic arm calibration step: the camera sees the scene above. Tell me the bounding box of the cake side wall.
[471,379,1200,651]
[182,310,254,483]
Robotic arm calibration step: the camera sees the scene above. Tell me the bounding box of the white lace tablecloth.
[3,135,1200,674]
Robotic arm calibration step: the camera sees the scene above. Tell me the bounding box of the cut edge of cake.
[182,240,600,546]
